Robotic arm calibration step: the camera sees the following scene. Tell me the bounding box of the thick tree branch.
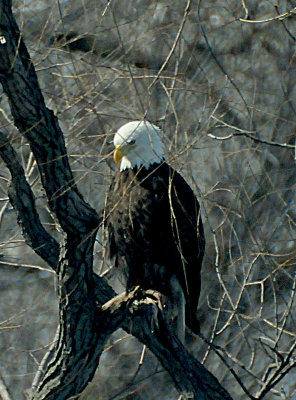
[0,0,101,236]
[31,232,99,399]
[0,1,232,399]
[0,131,59,268]
[0,144,232,398]
[127,291,232,400]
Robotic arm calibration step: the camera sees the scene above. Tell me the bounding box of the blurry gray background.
[0,1,295,399]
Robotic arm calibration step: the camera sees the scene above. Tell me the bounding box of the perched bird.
[104,121,205,341]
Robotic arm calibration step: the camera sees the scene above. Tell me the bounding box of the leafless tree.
[0,1,233,399]
[0,1,295,399]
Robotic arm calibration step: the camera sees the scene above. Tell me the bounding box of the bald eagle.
[105,121,205,341]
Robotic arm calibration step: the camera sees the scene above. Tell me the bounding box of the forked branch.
[0,1,232,399]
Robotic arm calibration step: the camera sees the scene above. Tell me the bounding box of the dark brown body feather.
[105,162,205,333]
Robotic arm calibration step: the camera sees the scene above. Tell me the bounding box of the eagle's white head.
[113,121,165,171]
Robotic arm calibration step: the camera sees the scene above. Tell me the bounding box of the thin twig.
[240,7,296,23]
[147,0,191,94]
[240,0,249,19]
[208,130,295,150]
[256,341,296,399]
[275,5,296,42]
[198,0,252,120]
[199,332,256,400]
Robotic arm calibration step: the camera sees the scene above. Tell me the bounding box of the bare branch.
[0,0,101,236]
[275,5,296,42]
[0,131,59,269]
[147,0,192,94]
[197,4,251,119]
[240,0,249,20]
[256,341,296,399]
[0,2,233,400]
[240,7,296,24]
[208,124,295,150]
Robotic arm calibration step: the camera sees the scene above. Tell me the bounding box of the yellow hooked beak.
[114,145,130,165]
[114,145,123,165]
[114,139,136,165]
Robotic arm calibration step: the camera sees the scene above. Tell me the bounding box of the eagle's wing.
[155,166,205,333]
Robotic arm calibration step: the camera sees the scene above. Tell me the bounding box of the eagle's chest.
[108,172,166,255]
[113,171,161,211]
[114,184,153,231]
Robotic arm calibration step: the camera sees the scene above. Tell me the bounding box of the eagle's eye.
[128,139,136,145]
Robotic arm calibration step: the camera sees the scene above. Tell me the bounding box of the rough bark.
[0,1,232,399]
[0,131,59,267]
